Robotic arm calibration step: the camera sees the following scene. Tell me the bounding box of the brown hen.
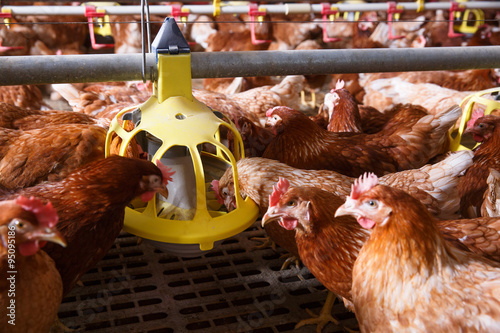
[263,105,459,177]
[262,177,500,331]
[215,151,473,256]
[0,124,106,190]
[0,155,173,296]
[0,196,66,333]
[458,115,500,218]
[336,175,500,332]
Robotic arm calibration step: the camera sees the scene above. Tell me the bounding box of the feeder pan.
[450,87,500,151]
[105,18,259,257]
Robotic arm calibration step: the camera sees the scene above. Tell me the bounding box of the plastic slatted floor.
[58,222,358,332]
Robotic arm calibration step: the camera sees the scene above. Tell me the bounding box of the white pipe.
[3,2,500,16]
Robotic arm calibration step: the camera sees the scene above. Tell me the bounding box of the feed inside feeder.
[105,18,259,257]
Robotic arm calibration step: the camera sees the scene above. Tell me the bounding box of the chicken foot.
[250,236,276,251]
[295,291,357,333]
[279,253,301,271]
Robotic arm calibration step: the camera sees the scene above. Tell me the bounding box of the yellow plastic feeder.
[450,87,500,151]
[105,18,259,257]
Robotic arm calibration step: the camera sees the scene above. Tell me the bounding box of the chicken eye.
[478,123,485,129]
[222,188,229,197]
[365,200,378,208]
[273,115,279,121]
[287,200,296,207]
[11,219,25,229]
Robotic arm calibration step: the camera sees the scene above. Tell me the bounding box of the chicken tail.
[481,168,500,217]
[270,75,306,98]
[392,104,462,169]
[418,150,474,219]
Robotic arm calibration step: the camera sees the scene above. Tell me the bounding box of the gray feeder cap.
[151,17,191,58]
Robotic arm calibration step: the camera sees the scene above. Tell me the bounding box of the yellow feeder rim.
[105,18,259,252]
[450,87,500,152]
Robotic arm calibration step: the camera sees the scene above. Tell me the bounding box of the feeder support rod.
[2,2,500,16]
[0,46,499,86]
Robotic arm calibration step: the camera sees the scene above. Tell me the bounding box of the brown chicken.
[422,10,463,47]
[203,77,278,95]
[0,85,49,110]
[270,14,321,49]
[0,156,173,295]
[192,89,258,124]
[0,196,66,333]
[324,80,363,133]
[0,124,106,190]
[360,76,473,116]
[360,69,500,93]
[262,176,500,331]
[321,80,429,134]
[335,174,500,332]
[194,76,305,126]
[263,105,459,177]
[229,76,305,124]
[0,102,107,130]
[52,82,151,117]
[231,115,275,158]
[214,151,473,257]
[459,115,500,218]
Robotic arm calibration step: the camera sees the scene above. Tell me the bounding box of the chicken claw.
[250,236,276,251]
[279,253,301,270]
[295,292,357,333]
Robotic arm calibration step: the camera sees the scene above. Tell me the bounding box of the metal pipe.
[1,46,500,86]
[3,2,500,16]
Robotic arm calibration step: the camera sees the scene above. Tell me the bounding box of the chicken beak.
[155,186,170,200]
[334,200,355,218]
[262,207,281,227]
[30,228,67,248]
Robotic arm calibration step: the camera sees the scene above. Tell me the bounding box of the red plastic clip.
[171,5,196,47]
[171,5,189,23]
[249,3,272,45]
[85,6,114,50]
[321,3,341,43]
[387,2,405,40]
[0,39,23,52]
[448,2,465,38]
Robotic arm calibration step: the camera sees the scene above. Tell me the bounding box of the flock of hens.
[1,1,500,332]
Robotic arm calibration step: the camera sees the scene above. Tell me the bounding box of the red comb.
[467,109,484,129]
[350,173,378,200]
[14,196,59,228]
[211,180,224,205]
[335,80,345,91]
[269,177,290,208]
[266,109,275,117]
[155,159,176,184]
